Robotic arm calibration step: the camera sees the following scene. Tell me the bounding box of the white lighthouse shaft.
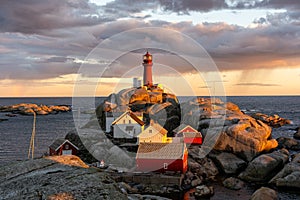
[143,62,153,86]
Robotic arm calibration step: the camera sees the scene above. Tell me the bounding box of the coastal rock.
[251,113,292,128]
[277,137,300,150]
[222,177,245,190]
[188,157,219,181]
[294,127,300,139]
[239,149,289,183]
[194,185,214,198]
[0,103,71,115]
[214,118,278,161]
[269,153,300,188]
[181,98,278,161]
[0,157,126,200]
[210,152,247,174]
[250,187,278,200]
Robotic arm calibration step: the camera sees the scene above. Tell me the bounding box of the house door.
[62,150,72,155]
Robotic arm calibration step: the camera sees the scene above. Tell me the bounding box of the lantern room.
[143,51,152,64]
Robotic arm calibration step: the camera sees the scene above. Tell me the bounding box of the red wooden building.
[175,124,203,145]
[136,142,188,173]
[49,138,79,156]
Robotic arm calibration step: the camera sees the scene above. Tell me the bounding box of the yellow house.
[138,122,168,144]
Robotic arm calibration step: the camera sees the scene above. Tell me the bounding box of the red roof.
[177,124,198,133]
[136,143,186,159]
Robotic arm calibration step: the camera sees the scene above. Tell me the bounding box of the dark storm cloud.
[0,0,111,34]
[0,0,299,81]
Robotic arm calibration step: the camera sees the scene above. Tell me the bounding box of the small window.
[149,129,152,133]
[65,144,69,150]
[123,119,125,124]
[163,163,168,169]
[129,120,131,124]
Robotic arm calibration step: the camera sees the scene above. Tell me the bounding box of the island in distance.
[0,103,71,115]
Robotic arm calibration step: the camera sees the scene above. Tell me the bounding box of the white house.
[112,111,145,139]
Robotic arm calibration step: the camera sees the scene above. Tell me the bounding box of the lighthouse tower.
[143,51,153,86]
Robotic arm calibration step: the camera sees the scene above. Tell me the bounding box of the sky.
[0,0,299,97]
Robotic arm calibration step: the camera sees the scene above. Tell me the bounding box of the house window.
[163,163,168,169]
[129,120,131,124]
[123,119,125,124]
[65,144,69,149]
[149,129,152,133]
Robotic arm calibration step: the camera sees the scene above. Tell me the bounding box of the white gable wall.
[113,113,143,139]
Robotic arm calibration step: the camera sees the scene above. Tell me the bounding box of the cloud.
[235,83,281,87]
[0,0,299,81]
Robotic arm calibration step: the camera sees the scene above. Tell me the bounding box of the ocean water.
[0,96,299,165]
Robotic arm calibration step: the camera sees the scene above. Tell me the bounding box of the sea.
[0,96,299,165]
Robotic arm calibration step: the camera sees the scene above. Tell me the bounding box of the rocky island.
[0,103,71,115]
[1,51,299,199]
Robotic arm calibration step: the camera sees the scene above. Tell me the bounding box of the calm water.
[0,96,299,165]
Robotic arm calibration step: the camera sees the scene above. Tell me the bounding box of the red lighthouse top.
[143,51,152,64]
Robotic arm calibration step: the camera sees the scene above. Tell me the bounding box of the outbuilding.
[49,138,79,156]
[136,142,188,173]
[175,124,202,145]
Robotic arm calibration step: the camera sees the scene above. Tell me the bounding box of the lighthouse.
[143,51,153,86]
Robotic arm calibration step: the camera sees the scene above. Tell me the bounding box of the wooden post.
[28,111,36,159]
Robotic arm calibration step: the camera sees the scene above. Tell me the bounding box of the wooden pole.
[28,111,36,159]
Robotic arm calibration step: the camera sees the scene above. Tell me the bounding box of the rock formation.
[181,97,278,161]
[0,156,126,199]
[251,113,292,128]
[269,152,300,188]
[96,86,180,133]
[239,149,289,183]
[0,103,71,115]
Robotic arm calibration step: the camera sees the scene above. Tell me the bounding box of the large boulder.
[239,149,289,183]
[214,118,278,161]
[209,152,247,174]
[269,153,300,188]
[0,157,126,199]
[250,187,278,200]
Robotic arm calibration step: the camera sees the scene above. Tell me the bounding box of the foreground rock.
[250,187,278,200]
[223,177,245,190]
[294,127,300,139]
[239,149,289,183]
[251,113,292,128]
[269,153,300,188]
[194,185,214,198]
[209,152,247,174]
[277,137,300,150]
[0,156,126,199]
[0,103,71,115]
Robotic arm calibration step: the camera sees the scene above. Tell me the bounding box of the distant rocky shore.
[0,103,71,115]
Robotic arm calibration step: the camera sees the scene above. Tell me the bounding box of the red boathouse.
[136,142,188,173]
[175,124,203,145]
[49,138,79,156]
